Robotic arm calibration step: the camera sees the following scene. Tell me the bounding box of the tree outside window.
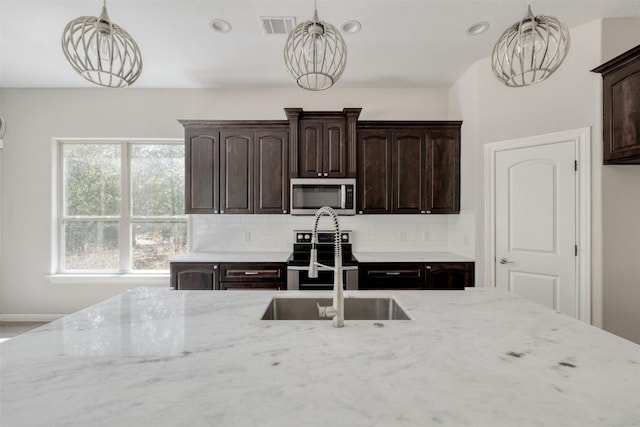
[60,141,187,272]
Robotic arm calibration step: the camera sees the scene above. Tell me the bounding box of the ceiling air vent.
[260,16,296,35]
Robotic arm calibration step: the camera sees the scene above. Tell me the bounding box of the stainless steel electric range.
[286,230,359,290]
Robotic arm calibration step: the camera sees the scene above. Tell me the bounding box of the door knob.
[499,257,514,264]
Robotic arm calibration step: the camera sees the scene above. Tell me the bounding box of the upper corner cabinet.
[592,44,640,164]
[356,121,461,215]
[286,108,361,178]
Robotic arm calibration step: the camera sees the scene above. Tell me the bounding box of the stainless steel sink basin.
[261,297,411,321]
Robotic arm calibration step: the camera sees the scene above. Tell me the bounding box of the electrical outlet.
[423,231,430,241]
[400,231,407,242]
[243,231,251,243]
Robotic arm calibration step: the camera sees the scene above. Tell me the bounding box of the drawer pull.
[386,272,401,276]
[244,272,260,275]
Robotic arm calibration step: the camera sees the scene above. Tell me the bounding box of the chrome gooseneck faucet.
[309,206,344,328]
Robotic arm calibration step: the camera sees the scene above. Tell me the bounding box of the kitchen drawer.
[359,263,424,290]
[219,282,285,290]
[219,263,286,282]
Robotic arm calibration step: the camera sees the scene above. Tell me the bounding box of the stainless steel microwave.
[290,178,356,215]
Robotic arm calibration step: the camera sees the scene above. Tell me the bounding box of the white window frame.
[49,138,188,285]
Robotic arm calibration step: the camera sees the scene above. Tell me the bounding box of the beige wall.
[600,19,640,343]
[449,18,640,343]
[0,87,451,317]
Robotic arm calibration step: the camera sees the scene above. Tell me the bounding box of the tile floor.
[0,322,49,343]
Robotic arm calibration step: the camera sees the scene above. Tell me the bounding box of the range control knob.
[304,234,311,241]
[341,233,349,242]
[297,233,304,241]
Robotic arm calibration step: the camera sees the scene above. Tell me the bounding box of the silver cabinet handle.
[324,173,328,176]
[385,272,401,276]
[499,257,514,264]
[317,173,322,176]
[244,271,260,275]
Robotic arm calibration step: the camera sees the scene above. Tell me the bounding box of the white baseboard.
[0,314,64,322]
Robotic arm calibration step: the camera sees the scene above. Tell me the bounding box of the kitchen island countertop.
[1,288,638,426]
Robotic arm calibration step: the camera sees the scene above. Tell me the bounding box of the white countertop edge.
[353,251,475,263]
[171,251,292,263]
[47,274,170,286]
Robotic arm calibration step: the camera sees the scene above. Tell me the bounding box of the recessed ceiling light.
[210,19,232,33]
[466,21,490,36]
[341,20,361,34]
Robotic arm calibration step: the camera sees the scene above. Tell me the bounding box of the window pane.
[63,144,121,216]
[132,222,187,270]
[64,221,119,270]
[131,144,185,216]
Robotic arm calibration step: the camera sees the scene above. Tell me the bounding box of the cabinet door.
[324,120,347,177]
[170,263,218,290]
[603,63,640,163]
[298,120,324,177]
[298,119,347,177]
[426,129,460,214]
[220,130,253,214]
[425,263,474,289]
[254,129,289,214]
[393,130,427,214]
[185,130,219,214]
[357,129,392,214]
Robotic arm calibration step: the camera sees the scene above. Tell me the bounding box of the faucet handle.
[316,302,337,319]
[308,248,318,278]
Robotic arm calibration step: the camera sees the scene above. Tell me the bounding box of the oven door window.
[292,185,342,210]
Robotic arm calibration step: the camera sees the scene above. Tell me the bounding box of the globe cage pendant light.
[491,3,570,87]
[62,0,143,88]
[284,0,347,91]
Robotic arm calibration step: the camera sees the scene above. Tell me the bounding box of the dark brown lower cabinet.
[426,263,475,289]
[219,263,287,290]
[359,262,474,290]
[171,262,287,290]
[358,263,424,290]
[170,263,218,290]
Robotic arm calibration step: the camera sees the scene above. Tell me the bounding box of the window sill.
[47,274,170,286]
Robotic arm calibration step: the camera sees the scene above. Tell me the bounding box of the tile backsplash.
[191,212,475,258]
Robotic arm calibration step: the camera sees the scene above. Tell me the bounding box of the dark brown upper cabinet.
[220,129,253,214]
[286,108,361,178]
[357,122,461,214]
[184,127,219,214]
[592,44,640,164]
[426,128,461,214]
[180,121,289,214]
[357,129,393,213]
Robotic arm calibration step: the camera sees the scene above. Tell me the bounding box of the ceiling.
[1,0,639,89]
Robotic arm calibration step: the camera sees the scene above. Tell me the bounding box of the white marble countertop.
[1,288,638,426]
[354,251,474,263]
[171,251,291,263]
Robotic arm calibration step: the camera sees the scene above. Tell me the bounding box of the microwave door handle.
[341,185,346,209]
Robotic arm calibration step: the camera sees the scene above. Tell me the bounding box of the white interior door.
[495,141,577,317]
